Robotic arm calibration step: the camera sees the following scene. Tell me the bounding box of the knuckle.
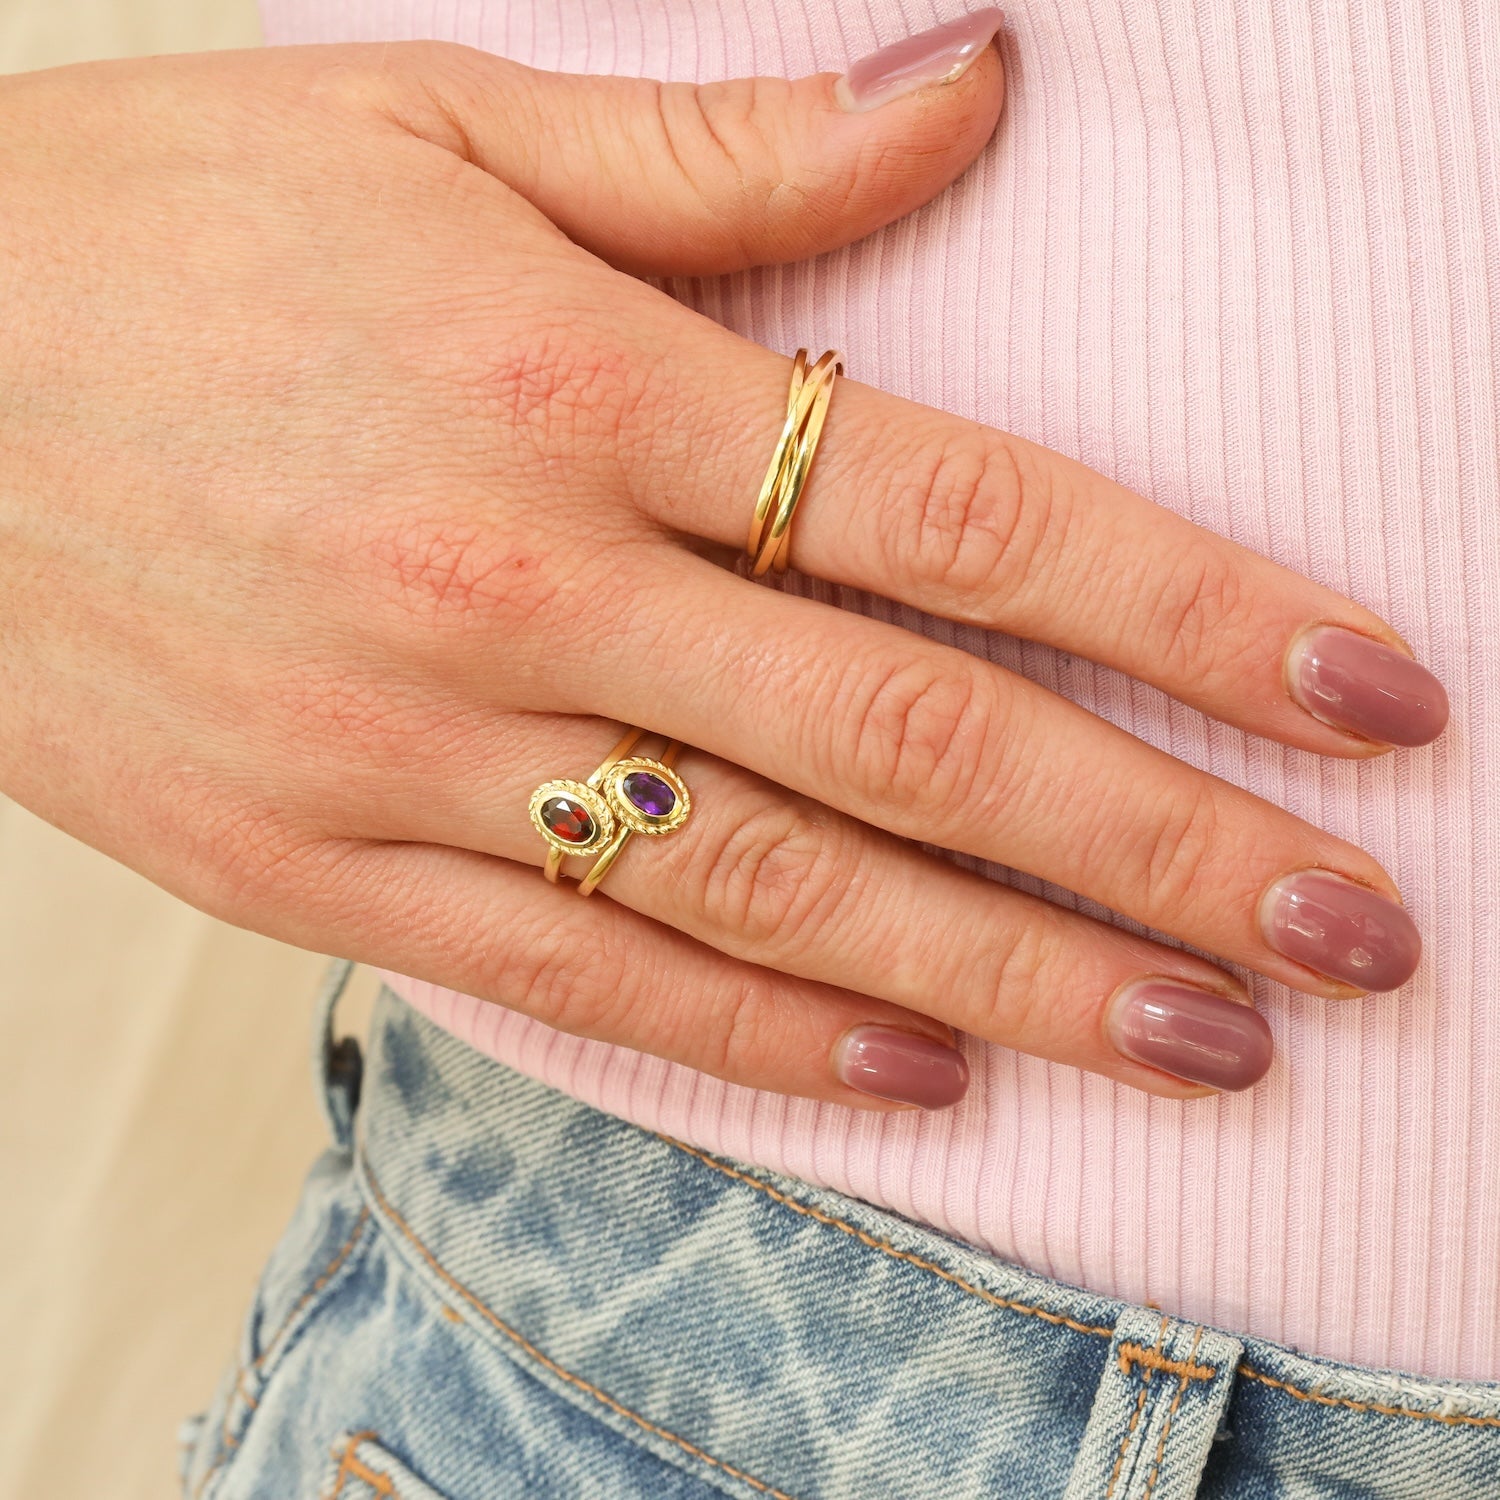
[257,667,461,781]
[480,324,639,448]
[298,41,485,132]
[425,316,643,460]
[295,51,401,113]
[702,975,779,1081]
[379,287,646,468]
[974,917,1057,1044]
[842,654,992,810]
[1134,785,1224,922]
[295,41,462,117]
[498,914,632,1037]
[652,77,791,261]
[695,797,847,955]
[175,791,328,923]
[1140,541,1250,681]
[346,508,563,644]
[501,939,589,1029]
[894,429,1054,602]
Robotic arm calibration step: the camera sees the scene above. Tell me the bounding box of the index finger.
[634,326,1448,755]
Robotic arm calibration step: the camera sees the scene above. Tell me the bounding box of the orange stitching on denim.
[1118,1343,1216,1382]
[256,1208,371,1372]
[324,1431,396,1498]
[231,1367,264,1415]
[1105,1315,1167,1500]
[1105,1383,1152,1500]
[656,1135,1500,1435]
[655,1136,1114,1340]
[362,1163,799,1500]
[193,1208,371,1500]
[1142,1326,1204,1499]
[1235,1365,1500,1429]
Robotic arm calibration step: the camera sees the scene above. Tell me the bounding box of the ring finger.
[371,711,1274,1098]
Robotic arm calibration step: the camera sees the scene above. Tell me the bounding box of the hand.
[0,26,1446,1111]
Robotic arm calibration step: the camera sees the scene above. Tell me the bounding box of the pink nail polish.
[1260,870,1421,991]
[833,1026,969,1109]
[834,9,1005,113]
[1107,980,1274,1092]
[1286,625,1449,746]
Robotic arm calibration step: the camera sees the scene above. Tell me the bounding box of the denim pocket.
[319,1432,452,1499]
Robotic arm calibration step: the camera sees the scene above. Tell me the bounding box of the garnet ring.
[529,726,692,896]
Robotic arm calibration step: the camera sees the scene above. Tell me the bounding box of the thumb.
[381,10,1006,278]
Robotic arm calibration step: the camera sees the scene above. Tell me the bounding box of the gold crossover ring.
[528,727,692,896]
[745,347,843,577]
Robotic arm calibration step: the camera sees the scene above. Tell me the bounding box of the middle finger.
[631,326,1448,756]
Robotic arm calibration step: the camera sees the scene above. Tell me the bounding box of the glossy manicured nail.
[1286,625,1449,747]
[1260,870,1421,990]
[834,8,1004,113]
[1107,980,1273,1091]
[833,1026,969,1108]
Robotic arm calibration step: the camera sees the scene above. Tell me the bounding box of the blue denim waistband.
[328,964,1500,1499]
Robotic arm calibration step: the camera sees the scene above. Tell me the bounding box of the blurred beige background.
[0,12,388,1500]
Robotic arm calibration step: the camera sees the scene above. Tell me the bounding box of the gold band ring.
[528,727,692,896]
[745,348,843,577]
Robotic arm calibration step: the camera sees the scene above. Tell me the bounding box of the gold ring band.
[746,348,842,576]
[528,727,692,896]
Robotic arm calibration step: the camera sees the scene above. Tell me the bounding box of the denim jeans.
[180,961,1500,1498]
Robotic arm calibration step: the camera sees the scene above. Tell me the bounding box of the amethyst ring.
[529,726,692,895]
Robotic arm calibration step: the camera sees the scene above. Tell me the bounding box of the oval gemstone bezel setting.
[603,757,692,836]
[528,778,615,856]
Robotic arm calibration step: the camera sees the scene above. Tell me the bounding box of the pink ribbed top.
[258,0,1500,1379]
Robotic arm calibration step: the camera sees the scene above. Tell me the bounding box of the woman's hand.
[0,26,1446,1110]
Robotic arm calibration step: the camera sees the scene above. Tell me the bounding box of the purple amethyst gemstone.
[622,770,676,818]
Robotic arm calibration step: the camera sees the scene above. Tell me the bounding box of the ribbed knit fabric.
[257,0,1500,1380]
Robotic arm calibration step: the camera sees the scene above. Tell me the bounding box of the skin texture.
[0,41,1444,1110]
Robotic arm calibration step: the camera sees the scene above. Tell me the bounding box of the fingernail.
[834,8,1005,113]
[833,1025,969,1108]
[1286,625,1449,747]
[1260,869,1421,990]
[1107,980,1273,1091]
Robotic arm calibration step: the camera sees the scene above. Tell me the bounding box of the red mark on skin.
[363,516,556,635]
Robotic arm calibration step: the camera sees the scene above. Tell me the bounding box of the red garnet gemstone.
[540,795,595,844]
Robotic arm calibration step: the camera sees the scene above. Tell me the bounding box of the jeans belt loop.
[311,955,362,1154]
[1063,1303,1244,1500]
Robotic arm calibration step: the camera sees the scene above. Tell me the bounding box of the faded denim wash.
[180,962,1500,1498]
